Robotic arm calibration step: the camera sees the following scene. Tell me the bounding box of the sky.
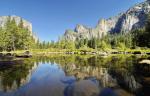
[0,0,144,41]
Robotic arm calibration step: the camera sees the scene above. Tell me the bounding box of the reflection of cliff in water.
[64,64,117,88]
[108,68,141,93]
[0,54,150,96]
[108,55,150,96]
[133,59,150,96]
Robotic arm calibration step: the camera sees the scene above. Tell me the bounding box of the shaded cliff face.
[63,0,150,41]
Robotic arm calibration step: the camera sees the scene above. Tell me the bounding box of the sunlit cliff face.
[63,0,150,41]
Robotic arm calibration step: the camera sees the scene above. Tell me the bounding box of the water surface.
[0,54,150,96]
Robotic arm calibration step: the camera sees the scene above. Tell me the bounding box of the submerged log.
[16,55,32,58]
[99,52,108,56]
[139,60,150,65]
[16,51,32,58]
[146,52,150,55]
[133,51,142,54]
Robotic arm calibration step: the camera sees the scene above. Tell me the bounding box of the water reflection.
[0,54,149,96]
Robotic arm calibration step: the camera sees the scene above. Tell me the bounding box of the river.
[0,54,149,96]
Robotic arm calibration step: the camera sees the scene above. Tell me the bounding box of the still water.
[0,54,150,96]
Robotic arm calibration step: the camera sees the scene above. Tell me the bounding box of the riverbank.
[0,48,150,56]
[31,49,150,56]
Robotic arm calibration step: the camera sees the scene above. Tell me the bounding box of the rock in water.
[139,60,150,64]
[72,80,99,96]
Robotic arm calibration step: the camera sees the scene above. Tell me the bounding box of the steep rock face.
[63,0,150,41]
[0,15,32,32]
[64,29,78,41]
[0,15,38,41]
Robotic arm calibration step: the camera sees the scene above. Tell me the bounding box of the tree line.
[0,16,36,51]
[1,14,150,52]
[37,14,150,51]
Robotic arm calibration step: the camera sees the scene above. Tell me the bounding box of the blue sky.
[0,0,144,41]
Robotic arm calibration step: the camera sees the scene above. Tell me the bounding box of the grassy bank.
[0,48,150,55]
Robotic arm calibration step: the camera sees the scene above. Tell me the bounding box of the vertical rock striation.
[63,0,150,41]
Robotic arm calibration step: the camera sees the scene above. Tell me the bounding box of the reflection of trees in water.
[0,59,35,92]
[134,60,150,80]
[108,55,150,95]
[1,54,149,95]
[133,58,150,96]
[64,64,117,88]
[108,68,141,93]
[43,54,149,95]
[27,55,119,90]
[0,55,78,93]
[27,55,150,96]
[45,55,119,88]
[33,55,135,83]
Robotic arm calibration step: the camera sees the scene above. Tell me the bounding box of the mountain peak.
[74,24,89,33]
[63,0,150,41]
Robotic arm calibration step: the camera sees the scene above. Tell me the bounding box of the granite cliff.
[0,15,37,41]
[0,15,32,32]
[63,0,150,41]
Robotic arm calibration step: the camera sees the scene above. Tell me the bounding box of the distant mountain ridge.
[63,0,150,41]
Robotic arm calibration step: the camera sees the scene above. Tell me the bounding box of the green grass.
[0,48,150,55]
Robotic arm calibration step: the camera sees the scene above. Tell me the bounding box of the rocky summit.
[63,0,150,41]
